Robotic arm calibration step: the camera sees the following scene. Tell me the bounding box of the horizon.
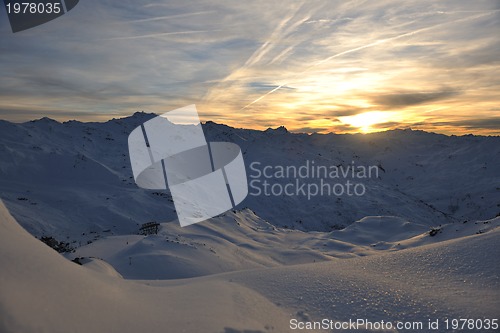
[1,1,499,136]
[4,111,499,137]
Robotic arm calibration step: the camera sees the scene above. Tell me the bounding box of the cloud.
[103,30,219,41]
[366,117,500,135]
[0,107,123,122]
[372,90,459,109]
[126,11,215,23]
[327,109,366,117]
[292,126,330,133]
[0,0,498,135]
[370,121,408,129]
[328,123,358,133]
[429,118,500,131]
[247,82,295,92]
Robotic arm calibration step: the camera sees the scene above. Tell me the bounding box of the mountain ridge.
[14,112,500,137]
[0,113,498,241]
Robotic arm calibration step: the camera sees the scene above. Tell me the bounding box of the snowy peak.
[118,111,157,123]
[0,115,498,242]
[265,125,288,134]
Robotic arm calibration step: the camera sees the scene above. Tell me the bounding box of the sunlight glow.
[339,111,395,133]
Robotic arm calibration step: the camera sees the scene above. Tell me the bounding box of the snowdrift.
[0,201,291,333]
[2,200,499,332]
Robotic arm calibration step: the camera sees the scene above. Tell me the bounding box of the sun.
[339,111,393,133]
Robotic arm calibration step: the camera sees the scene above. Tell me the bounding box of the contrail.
[104,30,219,41]
[201,4,308,104]
[240,11,494,110]
[243,85,284,108]
[128,11,214,23]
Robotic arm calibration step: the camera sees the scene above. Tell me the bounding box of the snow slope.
[0,200,292,333]
[228,227,500,329]
[1,199,498,332]
[0,115,498,245]
[1,115,499,332]
[66,208,499,280]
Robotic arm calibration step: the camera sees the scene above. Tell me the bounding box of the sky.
[0,0,499,135]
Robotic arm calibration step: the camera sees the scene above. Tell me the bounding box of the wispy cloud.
[240,10,497,110]
[372,90,459,109]
[127,11,215,23]
[103,30,219,41]
[0,0,498,135]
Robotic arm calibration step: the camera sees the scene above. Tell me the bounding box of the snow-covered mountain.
[1,114,499,332]
[66,209,499,280]
[0,113,498,245]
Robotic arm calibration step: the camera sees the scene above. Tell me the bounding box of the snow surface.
[0,200,292,333]
[68,210,499,280]
[1,115,499,332]
[1,200,498,332]
[0,114,499,242]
